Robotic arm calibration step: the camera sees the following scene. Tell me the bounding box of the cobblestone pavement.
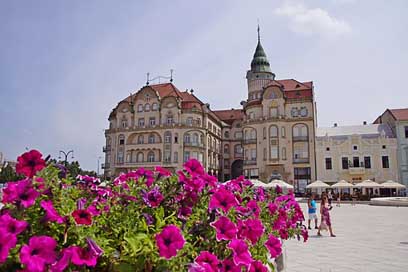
[285,203,408,272]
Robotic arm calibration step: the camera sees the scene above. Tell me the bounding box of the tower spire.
[257,20,260,43]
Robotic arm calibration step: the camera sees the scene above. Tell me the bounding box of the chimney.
[363,121,367,125]
[334,123,338,127]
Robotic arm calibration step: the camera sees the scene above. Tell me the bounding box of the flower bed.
[0,150,308,271]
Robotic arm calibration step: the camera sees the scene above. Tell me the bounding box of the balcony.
[349,167,366,175]
[184,142,205,148]
[124,160,162,166]
[293,136,308,142]
[103,145,111,152]
[243,139,257,145]
[243,160,257,165]
[293,158,309,163]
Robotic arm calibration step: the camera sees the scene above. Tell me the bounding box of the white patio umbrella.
[354,179,383,188]
[331,180,354,188]
[306,180,330,189]
[268,179,294,189]
[381,180,406,189]
[250,179,269,187]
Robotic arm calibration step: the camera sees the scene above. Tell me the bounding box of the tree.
[0,164,23,183]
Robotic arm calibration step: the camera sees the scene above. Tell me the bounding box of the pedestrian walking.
[317,194,336,237]
[307,193,318,230]
[336,192,341,207]
[328,190,333,206]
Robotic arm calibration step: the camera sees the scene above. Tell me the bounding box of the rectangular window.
[149,117,156,126]
[251,149,257,161]
[138,118,145,127]
[342,157,349,169]
[183,151,190,163]
[164,151,171,163]
[173,152,178,163]
[187,117,193,126]
[364,156,371,169]
[353,157,360,167]
[405,126,408,138]
[166,117,173,125]
[382,156,389,168]
[270,146,278,159]
[119,139,125,145]
[325,158,332,170]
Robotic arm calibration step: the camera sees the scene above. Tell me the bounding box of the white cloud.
[275,2,351,37]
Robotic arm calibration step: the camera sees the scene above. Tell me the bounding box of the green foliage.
[0,164,23,183]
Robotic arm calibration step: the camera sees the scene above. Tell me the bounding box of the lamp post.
[97,156,102,177]
[59,150,74,167]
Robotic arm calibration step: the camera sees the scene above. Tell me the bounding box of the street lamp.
[58,150,74,167]
[97,156,102,177]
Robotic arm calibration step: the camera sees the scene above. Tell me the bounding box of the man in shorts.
[308,193,318,229]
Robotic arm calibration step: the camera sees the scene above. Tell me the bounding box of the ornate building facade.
[103,29,317,192]
[316,124,398,184]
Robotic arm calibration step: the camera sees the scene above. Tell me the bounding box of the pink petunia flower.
[16,149,46,178]
[249,260,268,272]
[2,179,39,208]
[210,216,237,241]
[135,168,155,187]
[209,187,238,213]
[142,186,164,207]
[50,248,73,272]
[70,246,98,267]
[183,159,205,176]
[238,219,264,245]
[155,166,172,178]
[0,231,17,264]
[220,258,242,272]
[155,225,185,259]
[195,251,219,271]
[40,200,65,224]
[0,213,28,235]
[265,235,282,258]
[227,239,253,267]
[301,228,309,242]
[72,209,92,225]
[246,200,260,217]
[20,235,57,271]
[268,202,278,215]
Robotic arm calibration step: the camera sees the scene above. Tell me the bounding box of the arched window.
[184,133,191,143]
[293,124,308,139]
[152,103,158,111]
[224,131,230,138]
[148,134,155,144]
[164,131,172,143]
[224,144,230,154]
[147,151,155,162]
[131,151,137,162]
[118,134,125,145]
[269,126,278,138]
[137,135,144,144]
[137,104,143,112]
[137,152,144,162]
[145,104,150,112]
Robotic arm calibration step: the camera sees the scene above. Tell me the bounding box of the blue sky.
[1,0,407,170]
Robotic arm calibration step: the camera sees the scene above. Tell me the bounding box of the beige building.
[316,124,398,184]
[104,28,317,192]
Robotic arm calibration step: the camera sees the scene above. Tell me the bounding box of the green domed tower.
[246,25,275,100]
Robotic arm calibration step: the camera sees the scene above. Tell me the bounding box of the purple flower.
[178,206,192,219]
[16,149,46,178]
[155,225,185,259]
[50,248,72,272]
[209,187,238,213]
[275,185,282,194]
[265,235,282,258]
[227,239,252,267]
[255,187,265,201]
[20,236,57,271]
[210,216,237,241]
[195,251,219,271]
[183,159,205,176]
[220,258,242,272]
[143,213,154,225]
[238,219,264,245]
[2,179,39,208]
[0,213,28,235]
[0,231,17,264]
[86,237,103,257]
[40,200,65,224]
[249,260,268,272]
[142,186,164,207]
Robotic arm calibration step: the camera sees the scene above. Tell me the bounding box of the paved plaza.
[285,203,408,272]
